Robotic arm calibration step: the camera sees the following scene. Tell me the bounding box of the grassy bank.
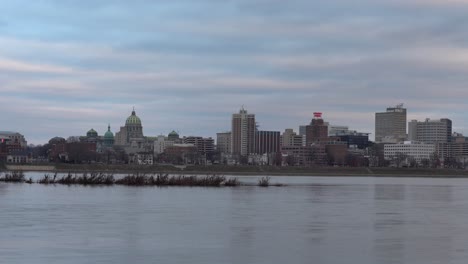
[183,166,468,177]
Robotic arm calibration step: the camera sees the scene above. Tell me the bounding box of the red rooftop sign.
[313,112,322,118]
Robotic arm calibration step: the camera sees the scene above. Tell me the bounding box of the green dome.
[87,128,98,137]
[168,130,179,137]
[126,110,142,126]
[104,125,114,139]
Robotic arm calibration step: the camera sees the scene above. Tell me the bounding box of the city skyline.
[3,105,463,146]
[2,1,468,144]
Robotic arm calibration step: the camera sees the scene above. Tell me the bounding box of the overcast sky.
[2,0,468,144]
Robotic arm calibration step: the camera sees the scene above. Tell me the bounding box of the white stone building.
[114,109,154,154]
[384,141,435,164]
[154,135,175,155]
[408,118,452,144]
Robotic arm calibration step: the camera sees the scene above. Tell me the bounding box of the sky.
[2,0,468,144]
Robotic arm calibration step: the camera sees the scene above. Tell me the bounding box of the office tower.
[183,136,215,155]
[281,129,304,147]
[231,107,255,156]
[305,112,329,146]
[408,118,452,144]
[255,131,281,154]
[328,125,349,136]
[216,132,231,154]
[375,104,407,143]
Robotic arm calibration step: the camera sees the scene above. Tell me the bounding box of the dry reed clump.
[38,172,114,185]
[0,171,25,182]
[37,172,58,184]
[224,177,240,186]
[258,176,271,187]
[13,172,246,187]
[115,173,236,187]
[114,173,148,186]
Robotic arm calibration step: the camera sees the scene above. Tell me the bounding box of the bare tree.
[393,152,408,168]
[420,158,430,168]
[430,152,441,168]
[407,156,417,168]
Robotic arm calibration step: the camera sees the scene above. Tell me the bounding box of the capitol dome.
[126,109,142,126]
[104,125,114,140]
[87,128,98,138]
[103,124,115,147]
[168,130,179,137]
[168,130,180,141]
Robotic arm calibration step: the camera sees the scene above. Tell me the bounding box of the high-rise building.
[437,132,468,162]
[255,131,280,154]
[336,132,370,149]
[281,129,304,147]
[328,125,349,136]
[216,132,231,154]
[183,136,215,155]
[299,126,307,136]
[231,107,255,156]
[305,112,329,146]
[408,118,452,144]
[375,104,407,143]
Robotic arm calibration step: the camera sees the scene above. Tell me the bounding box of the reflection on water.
[2,174,468,264]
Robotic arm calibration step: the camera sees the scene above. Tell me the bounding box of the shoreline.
[3,164,468,178]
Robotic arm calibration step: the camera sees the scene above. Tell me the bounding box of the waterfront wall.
[5,165,56,171]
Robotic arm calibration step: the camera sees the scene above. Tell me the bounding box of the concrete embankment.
[5,165,56,171]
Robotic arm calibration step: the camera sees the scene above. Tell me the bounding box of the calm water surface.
[2,173,468,264]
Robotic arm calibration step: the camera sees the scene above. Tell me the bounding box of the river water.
[2,172,468,264]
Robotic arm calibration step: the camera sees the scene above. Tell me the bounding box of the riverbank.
[3,164,468,177]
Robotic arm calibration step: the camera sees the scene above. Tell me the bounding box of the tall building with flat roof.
[183,136,215,155]
[216,132,231,154]
[255,131,280,154]
[375,104,407,143]
[305,112,329,146]
[408,118,452,144]
[328,125,349,136]
[231,107,255,156]
[281,129,303,147]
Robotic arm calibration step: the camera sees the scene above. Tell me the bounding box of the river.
[1,172,468,264]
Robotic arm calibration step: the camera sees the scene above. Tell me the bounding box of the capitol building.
[115,109,153,155]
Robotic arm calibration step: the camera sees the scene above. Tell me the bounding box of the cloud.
[0,57,73,74]
[395,0,468,6]
[2,0,468,143]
